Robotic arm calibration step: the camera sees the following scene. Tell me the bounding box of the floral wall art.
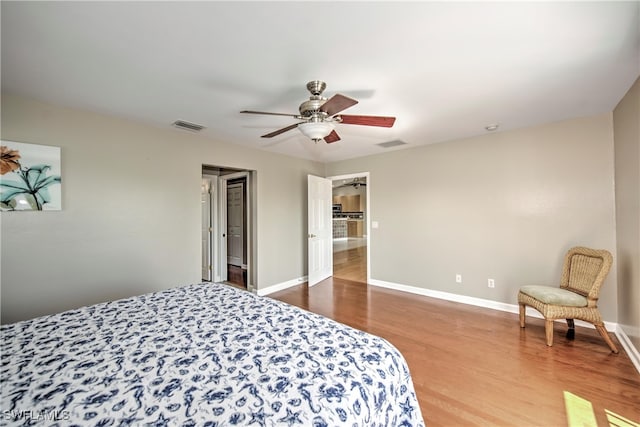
[1,141,62,211]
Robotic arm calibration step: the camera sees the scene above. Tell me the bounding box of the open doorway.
[331,173,369,283]
[202,165,256,291]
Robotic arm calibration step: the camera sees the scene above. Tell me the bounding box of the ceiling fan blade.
[261,123,301,138]
[241,110,298,117]
[324,130,341,144]
[321,94,358,116]
[338,114,396,127]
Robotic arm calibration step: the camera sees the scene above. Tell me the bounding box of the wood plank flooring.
[333,244,367,283]
[227,264,247,288]
[269,278,640,427]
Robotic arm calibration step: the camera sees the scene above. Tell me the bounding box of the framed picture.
[1,140,62,211]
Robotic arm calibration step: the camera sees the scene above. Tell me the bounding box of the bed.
[1,282,425,426]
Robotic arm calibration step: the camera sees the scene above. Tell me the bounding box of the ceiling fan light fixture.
[240,80,396,143]
[298,121,334,142]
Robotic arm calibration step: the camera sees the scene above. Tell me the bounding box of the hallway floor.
[332,237,367,252]
[333,237,367,283]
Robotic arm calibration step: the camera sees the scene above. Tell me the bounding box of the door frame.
[202,167,255,290]
[201,177,213,281]
[202,173,219,281]
[327,172,371,284]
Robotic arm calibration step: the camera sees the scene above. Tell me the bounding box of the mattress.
[1,282,425,426]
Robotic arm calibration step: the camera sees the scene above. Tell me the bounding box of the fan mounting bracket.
[306,80,327,96]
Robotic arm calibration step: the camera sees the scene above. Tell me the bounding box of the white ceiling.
[2,1,638,163]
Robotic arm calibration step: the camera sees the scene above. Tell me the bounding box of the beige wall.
[0,93,627,328]
[613,77,640,351]
[326,114,619,320]
[0,94,323,323]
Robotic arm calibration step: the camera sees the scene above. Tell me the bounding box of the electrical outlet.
[488,279,495,288]
[456,274,462,284]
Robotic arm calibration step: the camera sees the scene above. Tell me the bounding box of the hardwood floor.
[333,238,367,282]
[227,264,246,288]
[269,278,640,427]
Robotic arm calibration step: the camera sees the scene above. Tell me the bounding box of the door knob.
[308,233,316,238]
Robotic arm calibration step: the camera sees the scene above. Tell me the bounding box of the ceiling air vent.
[172,120,206,132]
[376,139,407,148]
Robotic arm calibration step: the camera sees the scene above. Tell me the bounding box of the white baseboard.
[370,279,519,314]
[368,279,640,373]
[615,327,640,375]
[257,276,307,296]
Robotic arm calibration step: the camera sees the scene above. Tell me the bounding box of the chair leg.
[545,319,554,346]
[594,324,619,354]
[519,303,526,328]
[566,319,575,340]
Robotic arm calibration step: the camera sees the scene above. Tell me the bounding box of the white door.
[201,179,212,281]
[227,182,244,267]
[308,174,333,286]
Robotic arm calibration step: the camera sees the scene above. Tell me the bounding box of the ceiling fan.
[240,80,396,144]
[337,178,367,188]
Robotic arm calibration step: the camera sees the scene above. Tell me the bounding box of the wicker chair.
[518,246,618,353]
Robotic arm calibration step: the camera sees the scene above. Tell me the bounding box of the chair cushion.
[519,285,588,307]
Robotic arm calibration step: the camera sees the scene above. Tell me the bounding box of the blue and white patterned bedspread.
[1,283,424,426]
